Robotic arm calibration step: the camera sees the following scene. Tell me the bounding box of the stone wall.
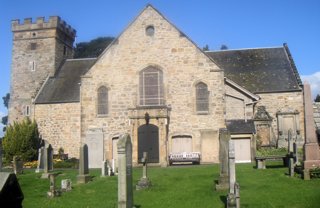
[256,91,305,144]
[34,103,81,158]
[80,6,225,164]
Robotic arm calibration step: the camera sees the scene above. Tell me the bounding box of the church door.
[138,124,159,163]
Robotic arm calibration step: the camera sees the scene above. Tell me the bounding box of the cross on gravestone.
[136,152,151,190]
[41,144,54,179]
[13,156,23,175]
[77,144,91,184]
[47,173,61,198]
[117,133,133,208]
[215,128,230,191]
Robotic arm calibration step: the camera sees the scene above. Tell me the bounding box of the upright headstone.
[215,128,230,191]
[136,152,151,190]
[303,83,320,179]
[227,140,238,208]
[61,179,72,192]
[13,156,23,175]
[47,173,60,198]
[234,182,240,208]
[77,144,91,184]
[41,144,53,179]
[117,133,133,208]
[101,160,113,177]
[0,172,24,207]
[287,129,293,153]
[36,140,47,173]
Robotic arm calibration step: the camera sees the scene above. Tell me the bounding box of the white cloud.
[301,71,320,99]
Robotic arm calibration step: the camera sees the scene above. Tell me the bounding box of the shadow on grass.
[134,205,141,208]
[219,195,227,207]
[265,165,285,169]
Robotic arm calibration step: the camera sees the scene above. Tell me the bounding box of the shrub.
[2,118,41,162]
[54,157,79,169]
[256,147,287,157]
[310,167,320,178]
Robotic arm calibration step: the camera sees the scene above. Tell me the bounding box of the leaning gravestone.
[0,172,24,207]
[136,152,151,190]
[215,128,230,190]
[77,144,91,184]
[117,133,133,208]
[41,144,53,179]
[13,156,23,175]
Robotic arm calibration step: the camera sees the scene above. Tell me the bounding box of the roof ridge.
[206,46,283,53]
[66,58,97,61]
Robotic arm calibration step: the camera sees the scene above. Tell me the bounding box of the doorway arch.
[138,124,159,163]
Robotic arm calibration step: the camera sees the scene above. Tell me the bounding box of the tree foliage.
[74,36,115,58]
[202,44,210,51]
[315,94,320,102]
[2,118,41,162]
[2,93,10,108]
[220,44,228,50]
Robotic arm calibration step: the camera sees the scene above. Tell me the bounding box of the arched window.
[196,82,209,112]
[97,86,108,115]
[139,67,164,106]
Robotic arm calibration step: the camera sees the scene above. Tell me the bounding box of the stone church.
[8,5,305,167]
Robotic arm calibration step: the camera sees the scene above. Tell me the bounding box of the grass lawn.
[12,162,320,208]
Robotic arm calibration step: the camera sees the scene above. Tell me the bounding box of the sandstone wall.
[34,103,81,158]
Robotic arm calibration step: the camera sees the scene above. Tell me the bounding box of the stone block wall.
[34,103,81,158]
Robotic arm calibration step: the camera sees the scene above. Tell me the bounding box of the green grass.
[12,162,320,208]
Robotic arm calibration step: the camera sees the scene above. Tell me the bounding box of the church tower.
[9,17,76,123]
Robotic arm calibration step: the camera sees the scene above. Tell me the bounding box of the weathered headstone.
[85,128,104,168]
[101,160,113,177]
[303,83,320,179]
[13,156,23,175]
[215,128,230,191]
[0,172,24,207]
[61,179,72,192]
[117,133,133,208]
[227,140,239,208]
[47,173,61,198]
[235,182,240,208]
[136,152,151,190]
[287,129,293,153]
[35,140,47,173]
[77,144,91,184]
[289,158,295,177]
[41,144,53,179]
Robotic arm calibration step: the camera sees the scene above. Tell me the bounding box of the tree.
[1,93,9,132]
[220,44,228,50]
[202,44,210,51]
[74,36,115,58]
[315,94,320,102]
[2,118,41,162]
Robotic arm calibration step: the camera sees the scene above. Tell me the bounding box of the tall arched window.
[97,86,108,115]
[196,82,209,113]
[139,67,164,106]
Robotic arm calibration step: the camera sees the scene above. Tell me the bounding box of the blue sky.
[0,0,320,135]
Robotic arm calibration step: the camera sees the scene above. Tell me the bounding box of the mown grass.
[12,162,320,208]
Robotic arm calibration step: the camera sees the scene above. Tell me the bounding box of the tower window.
[146,25,155,36]
[29,61,36,71]
[30,43,37,50]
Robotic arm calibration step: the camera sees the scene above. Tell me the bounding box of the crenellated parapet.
[11,16,76,38]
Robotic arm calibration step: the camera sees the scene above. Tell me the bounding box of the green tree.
[202,44,209,51]
[1,93,9,132]
[2,118,41,162]
[220,44,228,50]
[74,36,115,58]
[315,94,320,102]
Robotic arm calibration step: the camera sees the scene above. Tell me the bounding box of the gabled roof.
[206,44,302,93]
[35,58,96,104]
[225,78,260,101]
[226,119,255,134]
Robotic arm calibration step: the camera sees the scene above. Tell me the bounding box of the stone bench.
[255,155,287,169]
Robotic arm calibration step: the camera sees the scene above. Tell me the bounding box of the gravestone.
[227,140,239,208]
[235,182,240,208]
[117,133,133,208]
[85,128,104,168]
[77,144,91,184]
[47,173,61,198]
[13,156,23,175]
[41,144,53,179]
[101,160,113,177]
[303,83,320,179]
[136,152,151,190]
[35,140,47,173]
[61,179,72,192]
[215,128,230,191]
[0,172,24,208]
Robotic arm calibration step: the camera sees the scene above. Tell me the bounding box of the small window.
[24,105,30,116]
[196,82,209,113]
[29,61,36,71]
[146,25,155,36]
[97,86,108,115]
[30,42,37,50]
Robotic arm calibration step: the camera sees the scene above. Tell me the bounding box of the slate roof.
[206,45,302,93]
[35,58,96,104]
[226,119,255,134]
